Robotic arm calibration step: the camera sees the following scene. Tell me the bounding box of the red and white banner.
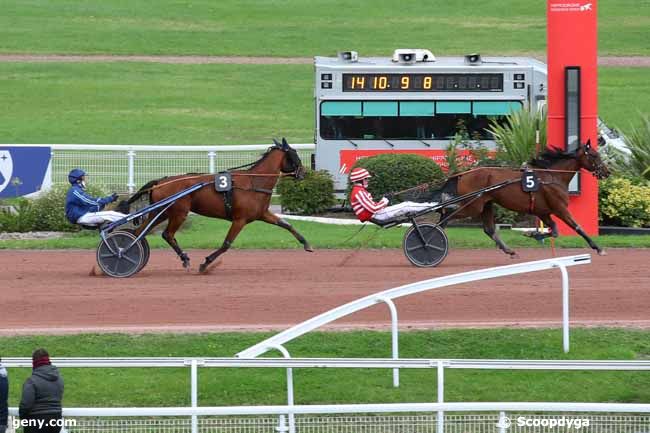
[339,149,483,173]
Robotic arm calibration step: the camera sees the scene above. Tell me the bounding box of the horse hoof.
[598,249,607,256]
[182,260,191,270]
[305,245,314,253]
[508,252,518,259]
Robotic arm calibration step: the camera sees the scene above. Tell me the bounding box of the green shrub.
[621,115,650,180]
[599,177,650,227]
[444,120,496,175]
[0,184,108,232]
[487,107,547,166]
[494,205,522,225]
[277,170,336,215]
[349,153,445,202]
[0,199,37,232]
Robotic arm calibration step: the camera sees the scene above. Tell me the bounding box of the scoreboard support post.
[547,0,599,235]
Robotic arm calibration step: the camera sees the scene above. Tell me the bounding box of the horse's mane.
[249,145,280,169]
[529,147,577,169]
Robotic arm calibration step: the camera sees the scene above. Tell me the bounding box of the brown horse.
[118,139,312,273]
[436,141,610,256]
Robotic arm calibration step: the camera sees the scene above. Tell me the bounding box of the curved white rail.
[237,255,591,359]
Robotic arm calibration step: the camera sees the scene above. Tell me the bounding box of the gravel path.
[0,54,649,66]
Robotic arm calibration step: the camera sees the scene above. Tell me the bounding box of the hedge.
[277,169,336,215]
[348,153,445,202]
[599,177,650,227]
[0,184,108,232]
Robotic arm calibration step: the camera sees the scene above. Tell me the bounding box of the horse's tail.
[115,178,163,214]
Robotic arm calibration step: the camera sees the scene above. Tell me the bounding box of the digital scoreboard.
[343,73,503,92]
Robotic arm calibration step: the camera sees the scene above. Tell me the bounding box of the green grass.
[0,63,313,145]
[1,0,648,56]
[1,329,650,407]
[599,68,650,131]
[2,217,650,249]
[0,63,648,146]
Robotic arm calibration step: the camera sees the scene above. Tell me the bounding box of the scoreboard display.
[342,73,503,92]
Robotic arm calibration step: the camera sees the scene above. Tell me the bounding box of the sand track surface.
[1,248,649,335]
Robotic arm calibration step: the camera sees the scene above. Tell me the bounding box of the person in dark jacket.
[19,349,64,433]
[0,358,8,433]
[64,168,124,226]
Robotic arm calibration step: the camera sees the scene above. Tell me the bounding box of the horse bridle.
[584,149,609,179]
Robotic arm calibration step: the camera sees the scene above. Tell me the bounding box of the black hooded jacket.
[19,365,64,419]
[0,364,8,428]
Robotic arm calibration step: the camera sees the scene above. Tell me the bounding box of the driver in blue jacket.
[65,169,126,226]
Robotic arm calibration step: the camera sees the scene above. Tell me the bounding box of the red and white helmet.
[350,167,371,183]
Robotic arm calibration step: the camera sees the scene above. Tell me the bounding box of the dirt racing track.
[1,248,649,335]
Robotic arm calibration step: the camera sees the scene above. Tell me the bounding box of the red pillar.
[547,0,599,235]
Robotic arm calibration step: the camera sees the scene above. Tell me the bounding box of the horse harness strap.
[521,169,540,214]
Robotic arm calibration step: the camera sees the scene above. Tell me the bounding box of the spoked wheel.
[138,236,150,271]
[121,229,150,272]
[96,231,145,278]
[402,223,449,267]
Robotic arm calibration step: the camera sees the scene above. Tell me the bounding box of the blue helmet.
[68,168,86,185]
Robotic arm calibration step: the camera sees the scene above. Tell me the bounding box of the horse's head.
[273,138,305,180]
[576,140,610,179]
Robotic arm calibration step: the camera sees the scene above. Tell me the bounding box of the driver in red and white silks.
[349,168,437,223]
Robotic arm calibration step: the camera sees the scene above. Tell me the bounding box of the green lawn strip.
[0,63,313,145]
[599,68,650,131]
[1,329,649,407]
[1,218,649,250]
[0,64,647,146]
[0,0,647,56]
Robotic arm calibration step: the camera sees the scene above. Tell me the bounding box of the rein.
[388,166,579,199]
[231,172,296,177]
[133,171,297,196]
[449,166,579,176]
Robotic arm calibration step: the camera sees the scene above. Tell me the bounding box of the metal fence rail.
[5,144,315,193]
[7,408,650,433]
[18,414,650,433]
[5,358,650,433]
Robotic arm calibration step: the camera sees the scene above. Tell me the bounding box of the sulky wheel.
[121,229,150,272]
[96,231,145,278]
[402,223,449,268]
[137,236,150,272]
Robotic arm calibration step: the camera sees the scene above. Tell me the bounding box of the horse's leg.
[537,214,559,239]
[481,202,517,257]
[552,207,605,255]
[198,219,246,273]
[162,211,191,269]
[260,211,313,252]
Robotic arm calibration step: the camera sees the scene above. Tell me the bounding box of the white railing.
[8,402,650,416]
[5,143,315,193]
[237,254,591,390]
[6,402,650,433]
[5,357,650,433]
